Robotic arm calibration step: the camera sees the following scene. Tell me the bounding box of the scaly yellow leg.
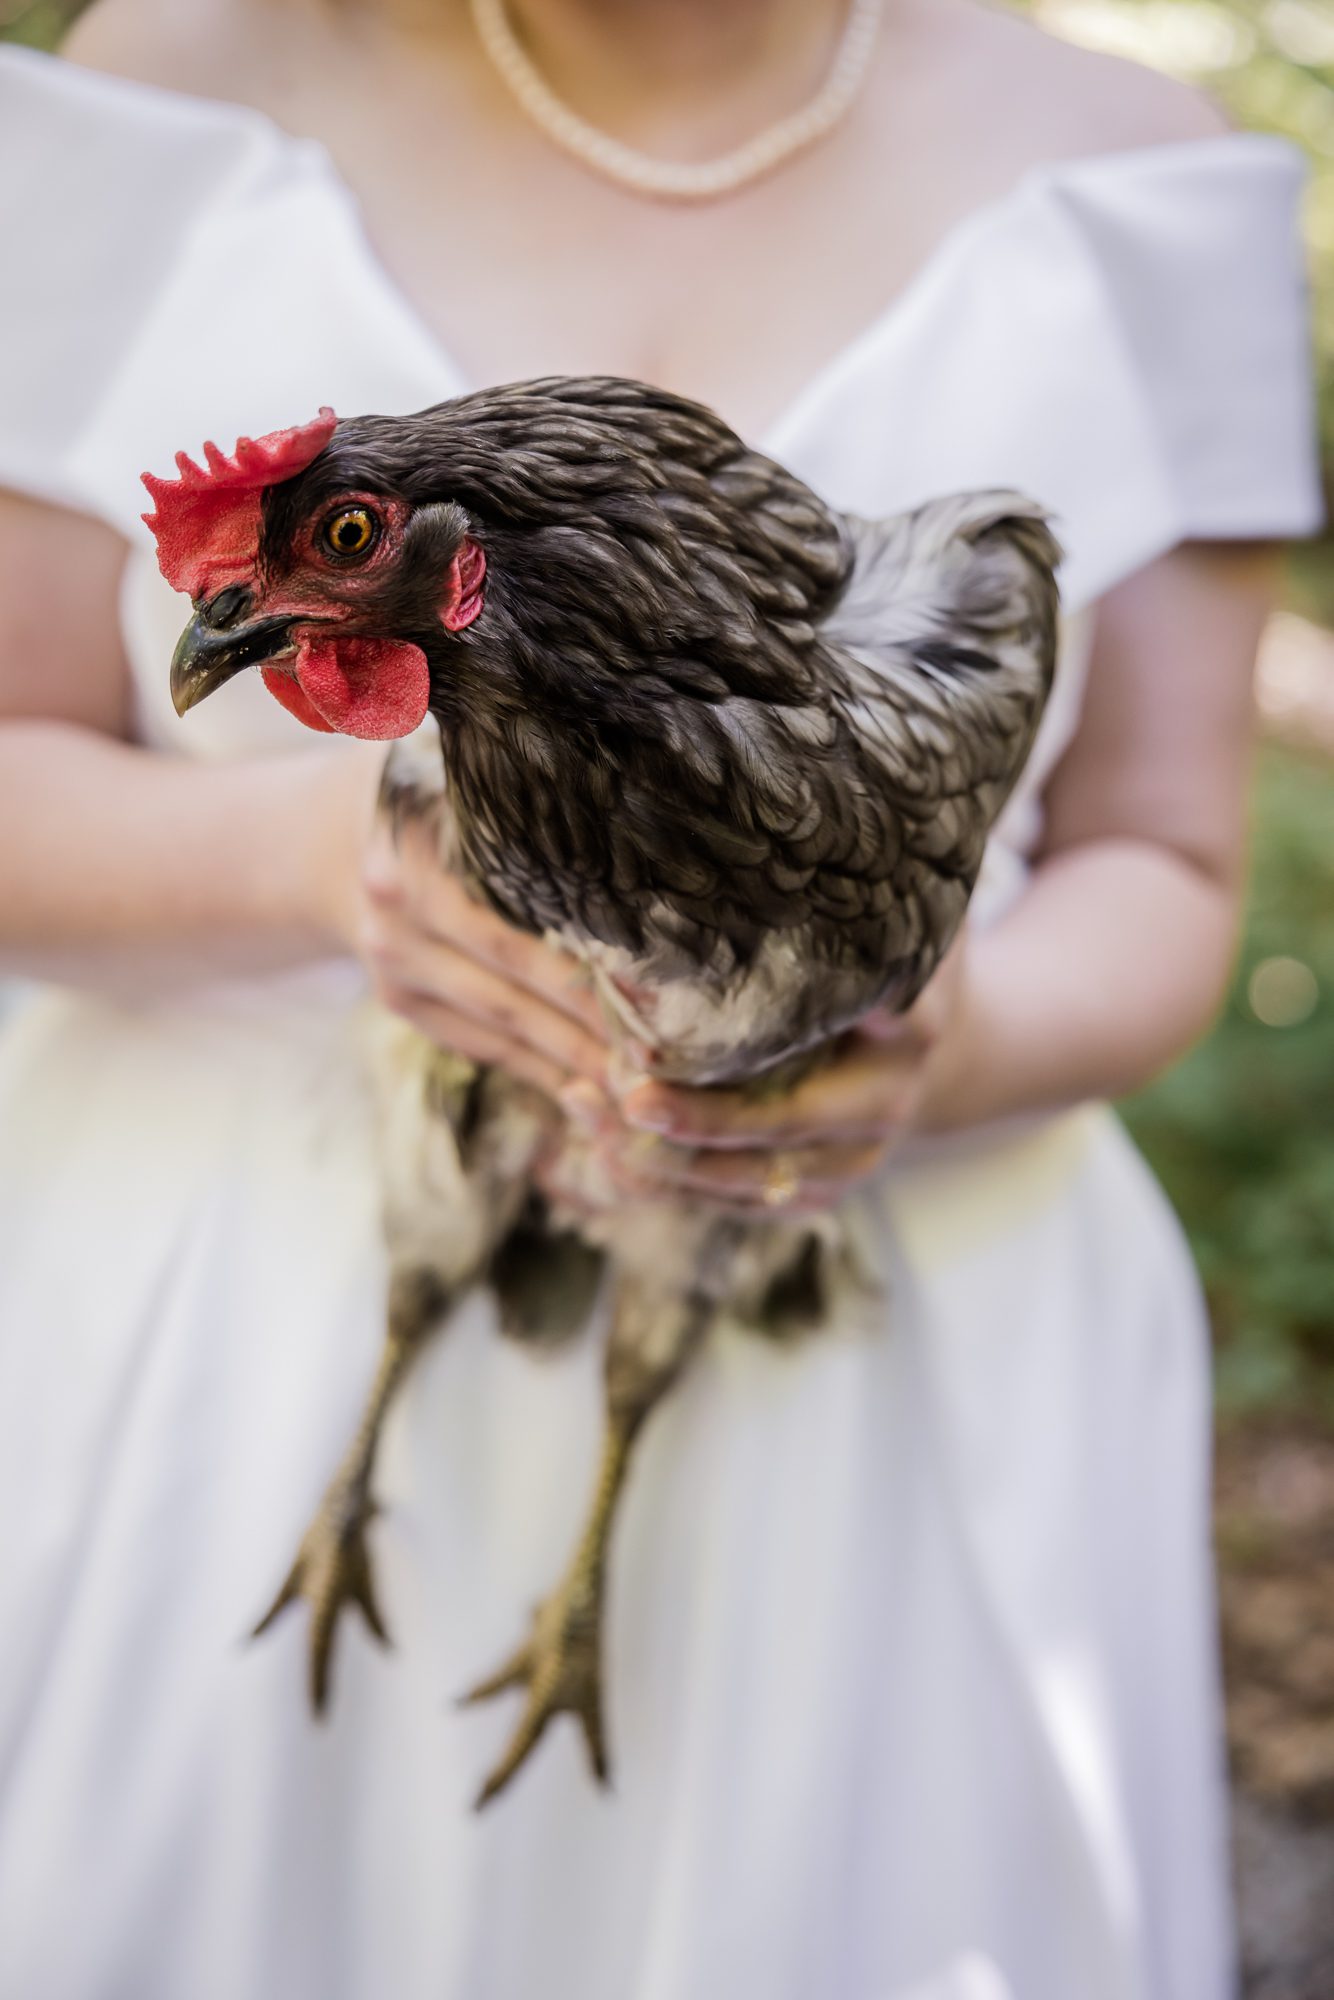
[462,1219,740,1807]
[253,1268,449,1713]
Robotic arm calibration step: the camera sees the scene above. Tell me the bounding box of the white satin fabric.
[0,45,1323,2000]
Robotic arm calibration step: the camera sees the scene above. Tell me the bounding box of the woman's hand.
[305,745,611,1100]
[579,942,971,1216]
[304,744,969,1212]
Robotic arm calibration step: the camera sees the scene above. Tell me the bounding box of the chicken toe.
[462,1571,610,1808]
[253,1475,389,1714]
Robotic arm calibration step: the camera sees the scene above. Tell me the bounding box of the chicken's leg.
[253,1265,449,1712]
[462,1219,739,1807]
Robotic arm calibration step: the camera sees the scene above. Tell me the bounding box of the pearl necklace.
[470,0,884,203]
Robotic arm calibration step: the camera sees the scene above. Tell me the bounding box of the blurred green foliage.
[0,0,78,48]
[6,0,1333,1413]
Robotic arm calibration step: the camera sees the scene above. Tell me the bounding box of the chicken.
[145,378,1060,1805]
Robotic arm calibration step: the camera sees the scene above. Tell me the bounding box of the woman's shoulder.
[60,0,286,104]
[60,0,397,138]
[923,0,1230,176]
[780,10,1320,601]
[955,15,1316,543]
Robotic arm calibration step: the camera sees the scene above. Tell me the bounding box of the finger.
[386,824,607,1040]
[370,911,609,1084]
[617,1041,920,1151]
[376,983,571,1100]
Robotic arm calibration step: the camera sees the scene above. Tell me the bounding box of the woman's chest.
[231,48,1023,443]
[346,187,916,441]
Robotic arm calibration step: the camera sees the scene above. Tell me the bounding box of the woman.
[0,2,1321,1996]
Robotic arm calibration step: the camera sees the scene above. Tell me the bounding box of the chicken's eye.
[320,506,380,561]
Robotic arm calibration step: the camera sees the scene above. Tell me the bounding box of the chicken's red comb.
[141,408,338,598]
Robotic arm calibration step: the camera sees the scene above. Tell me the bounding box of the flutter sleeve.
[769,131,1325,613]
[1047,134,1325,555]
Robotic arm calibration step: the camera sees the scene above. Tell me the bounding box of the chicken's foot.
[252,1266,450,1713]
[462,1221,739,1807]
[460,1411,635,1805]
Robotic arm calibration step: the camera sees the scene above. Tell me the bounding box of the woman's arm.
[927,538,1272,1127]
[605,542,1275,1207]
[0,492,374,986]
[0,720,370,986]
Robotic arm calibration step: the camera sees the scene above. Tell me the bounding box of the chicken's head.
[143,410,486,739]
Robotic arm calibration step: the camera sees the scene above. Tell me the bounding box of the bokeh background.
[4,0,1332,1990]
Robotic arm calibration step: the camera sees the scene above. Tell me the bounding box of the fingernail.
[621,1083,671,1133]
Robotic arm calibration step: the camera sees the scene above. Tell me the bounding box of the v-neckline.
[314,152,1023,454]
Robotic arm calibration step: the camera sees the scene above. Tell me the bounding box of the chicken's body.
[148,377,1060,1804]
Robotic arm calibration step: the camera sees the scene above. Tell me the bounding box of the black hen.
[149,376,1060,1805]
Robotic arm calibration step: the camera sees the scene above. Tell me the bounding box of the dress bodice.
[0,45,1323,878]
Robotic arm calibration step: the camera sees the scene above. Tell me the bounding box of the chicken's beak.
[169,610,296,716]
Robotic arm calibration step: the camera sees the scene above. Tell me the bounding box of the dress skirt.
[0,973,1231,2000]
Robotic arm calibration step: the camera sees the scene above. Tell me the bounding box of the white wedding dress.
[0,45,1322,2000]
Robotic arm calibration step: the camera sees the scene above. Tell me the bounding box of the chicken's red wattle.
[262,634,431,739]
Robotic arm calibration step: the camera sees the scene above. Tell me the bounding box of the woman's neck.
[388,0,864,158]
[510,0,848,86]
